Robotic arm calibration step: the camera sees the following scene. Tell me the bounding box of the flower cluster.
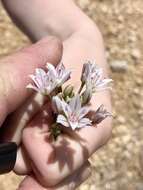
[27,63,71,95]
[27,61,112,139]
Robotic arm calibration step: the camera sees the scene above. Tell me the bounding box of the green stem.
[51,123,62,140]
[78,82,85,94]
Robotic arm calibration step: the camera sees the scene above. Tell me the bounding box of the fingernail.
[0,142,17,174]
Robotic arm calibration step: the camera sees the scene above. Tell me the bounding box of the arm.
[2,0,108,84]
[2,0,99,41]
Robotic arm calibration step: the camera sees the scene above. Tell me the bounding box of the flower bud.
[81,63,90,83]
[88,105,112,124]
[63,85,74,98]
[81,87,92,105]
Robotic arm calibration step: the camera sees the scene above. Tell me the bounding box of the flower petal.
[36,68,48,87]
[52,96,63,113]
[89,105,112,124]
[97,79,113,88]
[78,118,92,128]
[29,74,41,89]
[69,121,79,130]
[63,104,72,118]
[26,84,39,92]
[57,114,69,127]
[60,70,71,84]
[46,63,57,77]
[69,95,81,113]
[35,68,47,76]
[56,62,64,75]
[78,107,90,119]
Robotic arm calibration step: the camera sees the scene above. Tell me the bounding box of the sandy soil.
[0,0,143,189]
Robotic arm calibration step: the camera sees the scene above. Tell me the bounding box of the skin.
[1,0,112,189]
[0,37,91,189]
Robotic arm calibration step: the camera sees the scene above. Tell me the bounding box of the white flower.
[52,95,64,113]
[53,95,92,130]
[82,61,112,93]
[87,73,113,93]
[46,62,71,87]
[27,63,71,95]
[89,105,112,124]
[26,68,56,94]
[81,61,97,83]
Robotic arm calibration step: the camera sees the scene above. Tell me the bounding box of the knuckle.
[21,36,62,66]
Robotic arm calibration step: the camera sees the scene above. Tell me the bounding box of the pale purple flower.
[52,95,64,114]
[26,68,56,95]
[81,61,97,83]
[89,105,112,124]
[53,95,92,130]
[27,63,71,95]
[46,62,71,87]
[82,61,112,93]
[87,74,113,93]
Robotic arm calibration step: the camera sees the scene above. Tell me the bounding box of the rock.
[79,184,90,190]
[90,185,96,190]
[110,60,128,72]
[117,15,124,22]
[133,88,140,95]
[133,98,139,108]
[135,78,142,86]
[136,183,143,190]
[128,35,137,43]
[101,5,108,13]
[117,116,126,124]
[105,183,112,190]
[131,49,141,60]
[78,0,90,9]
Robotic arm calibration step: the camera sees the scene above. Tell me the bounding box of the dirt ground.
[0,0,143,189]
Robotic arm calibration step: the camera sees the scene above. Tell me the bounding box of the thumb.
[0,36,62,126]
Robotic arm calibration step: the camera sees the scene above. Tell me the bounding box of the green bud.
[81,87,92,105]
[51,124,62,140]
[63,85,74,97]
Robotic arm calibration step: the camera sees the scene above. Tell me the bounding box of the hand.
[0,37,71,187]
[14,37,112,190]
[0,37,91,190]
[2,0,112,189]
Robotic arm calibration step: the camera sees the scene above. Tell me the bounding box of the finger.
[1,93,48,144]
[14,145,32,175]
[19,103,91,187]
[63,32,112,153]
[63,27,109,88]
[20,32,112,187]
[0,36,62,127]
[74,92,112,151]
[18,161,91,190]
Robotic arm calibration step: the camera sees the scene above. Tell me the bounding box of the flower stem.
[78,82,85,94]
[51,123,62,140]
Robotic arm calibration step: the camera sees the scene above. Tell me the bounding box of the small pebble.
[117,116,126,124]
[79,184,90,190]
[110,60,128,72]
[136,183,143,190]
[131,49,141,60]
